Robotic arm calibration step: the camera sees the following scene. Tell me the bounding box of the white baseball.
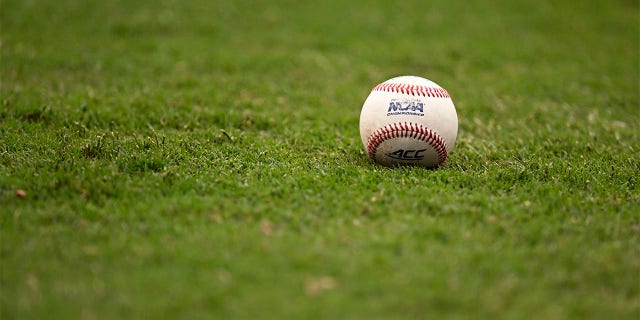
[359,75,458,168]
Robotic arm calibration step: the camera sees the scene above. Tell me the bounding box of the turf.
[1,0,639,319]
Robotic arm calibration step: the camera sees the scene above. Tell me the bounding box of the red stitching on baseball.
[366,122,449,165]
[372,83,451,98]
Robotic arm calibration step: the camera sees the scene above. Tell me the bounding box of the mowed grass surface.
[1,0,638,319]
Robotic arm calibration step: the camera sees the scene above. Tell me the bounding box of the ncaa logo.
[386,99,425,116]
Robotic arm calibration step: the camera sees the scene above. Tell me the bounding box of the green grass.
[1,0,639,319]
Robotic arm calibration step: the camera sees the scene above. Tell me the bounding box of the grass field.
[1,0,639,319]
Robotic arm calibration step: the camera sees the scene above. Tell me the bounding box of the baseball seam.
[372,83,450,98]
[367,122,448,165]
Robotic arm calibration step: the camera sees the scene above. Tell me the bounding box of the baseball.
[359,75,458,168]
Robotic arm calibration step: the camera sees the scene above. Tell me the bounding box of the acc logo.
[386,149,427,160]
[387,99,424,116]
